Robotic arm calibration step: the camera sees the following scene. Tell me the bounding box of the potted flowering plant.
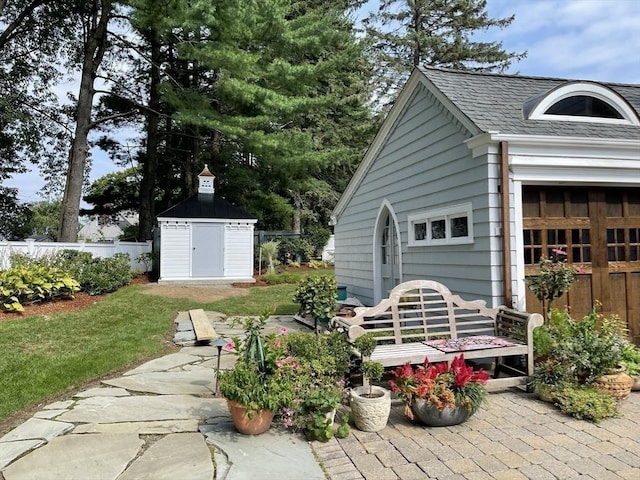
[218,310,297,434]
[389,354,489,427]
[273,330,350,441]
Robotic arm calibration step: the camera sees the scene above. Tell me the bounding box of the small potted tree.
[293,275,337,331]
[349,333,391,432]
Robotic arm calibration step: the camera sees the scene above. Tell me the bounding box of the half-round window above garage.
[523,81,640,126]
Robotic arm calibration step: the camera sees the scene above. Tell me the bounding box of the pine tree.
[364,0,526,103]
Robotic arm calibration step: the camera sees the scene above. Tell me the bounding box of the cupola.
[198,165,215,194]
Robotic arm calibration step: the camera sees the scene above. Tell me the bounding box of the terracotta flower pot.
[411,399,474,427]
[226,399,274,435]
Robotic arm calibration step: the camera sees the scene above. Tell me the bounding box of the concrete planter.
[349,385,391,432]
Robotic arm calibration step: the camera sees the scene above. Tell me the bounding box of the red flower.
[388,353,488,415]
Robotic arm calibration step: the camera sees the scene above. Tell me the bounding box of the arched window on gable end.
[524,81,640,126]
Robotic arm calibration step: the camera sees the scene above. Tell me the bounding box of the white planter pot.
[350,385,391,432]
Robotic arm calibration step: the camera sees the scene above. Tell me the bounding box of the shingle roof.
[419,66,640,139]
[157,194,256,220]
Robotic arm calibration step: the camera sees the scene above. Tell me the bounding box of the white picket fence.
[0,239,153,272]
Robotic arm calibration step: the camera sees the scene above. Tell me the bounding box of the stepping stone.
[118,433,214,480]
[173,330,196,346]
[176,320,193,331]
[201,423,326,480]
[180,346,228,357]
[33,410,66,420]
[73,419,199,435]
[0,418,74,443]
[123,353,202,375]
[2,434,143,480]
[44,400,74,410]
[103,370,215,395]
[0,439,44,470]
[74,387,130,398]
[58,395,226,424]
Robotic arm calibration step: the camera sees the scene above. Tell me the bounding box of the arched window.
[545,95,623,119]
[524,82,639,125]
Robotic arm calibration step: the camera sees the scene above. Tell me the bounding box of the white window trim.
[408,203,474,246]
[527,83,640,126]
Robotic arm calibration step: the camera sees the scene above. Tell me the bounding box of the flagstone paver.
[2,434,143,480]
[0,418,74,443]
[73,387,130,398]
[72,419,200,434]
[200,421,326,480]
[118,433,214,480]
[32,409,67,419]
[43,400,74,410]
[123,352,203,375]
[57,394,225,423]
[103,369,216,395]
[0,440,44,470]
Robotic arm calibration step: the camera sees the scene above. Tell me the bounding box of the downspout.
[499,141,513,308]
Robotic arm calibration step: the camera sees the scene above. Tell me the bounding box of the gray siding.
[335,84,498,306]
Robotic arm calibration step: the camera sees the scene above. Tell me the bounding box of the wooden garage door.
[523,186,640,344]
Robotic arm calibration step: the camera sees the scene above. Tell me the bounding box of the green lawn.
[0,268,333,424]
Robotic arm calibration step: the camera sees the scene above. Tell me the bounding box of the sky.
[6,0,640,204]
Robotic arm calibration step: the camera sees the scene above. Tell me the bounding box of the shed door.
[192,223,224,278]
[523,186,640,343]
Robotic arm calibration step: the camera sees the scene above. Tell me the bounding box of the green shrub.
[302,225,331,257]
[621,343,640,376]
[555,384,618,423]
[77,253,133,295]
[261,272,299,285]
[277,237,313,264]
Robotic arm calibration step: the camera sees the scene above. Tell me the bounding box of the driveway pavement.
[1,313,639,479]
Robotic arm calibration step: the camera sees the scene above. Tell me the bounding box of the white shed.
[157,166,257,283]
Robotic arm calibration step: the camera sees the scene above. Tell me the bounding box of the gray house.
[157,166,257,283]
[331,67,640,343]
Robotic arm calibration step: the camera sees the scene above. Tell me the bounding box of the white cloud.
[486,0,640,82]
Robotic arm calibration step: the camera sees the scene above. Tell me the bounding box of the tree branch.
[0,0,46,50]
[89,109,138,129]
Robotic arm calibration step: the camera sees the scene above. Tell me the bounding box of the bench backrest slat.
[349,280,502,347]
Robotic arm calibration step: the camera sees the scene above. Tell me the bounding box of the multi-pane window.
[408,203,473,246]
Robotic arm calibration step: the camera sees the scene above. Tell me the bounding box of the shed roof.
[157,193,257,220]
[419,66,640,139]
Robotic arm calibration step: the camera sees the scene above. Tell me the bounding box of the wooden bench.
[332,280,543,391]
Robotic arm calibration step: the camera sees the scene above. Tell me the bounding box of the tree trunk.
[292,191,302,234]
[138,27,161,241]
[59,0,111,242]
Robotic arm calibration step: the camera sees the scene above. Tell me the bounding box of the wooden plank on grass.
[189,309,216,341]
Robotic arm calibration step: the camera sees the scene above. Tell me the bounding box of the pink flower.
[552,248,567,256]
[224,341,235,351]
[279,327,288,335]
